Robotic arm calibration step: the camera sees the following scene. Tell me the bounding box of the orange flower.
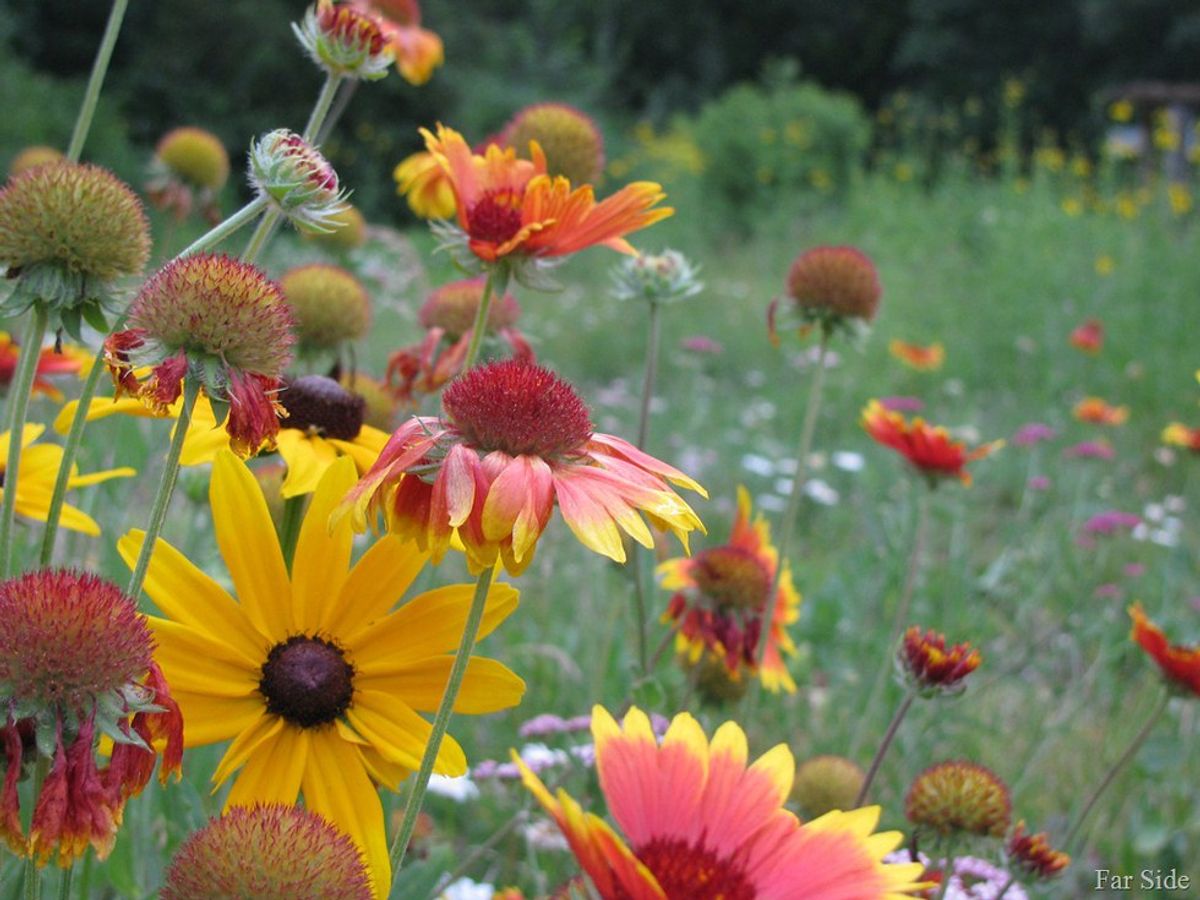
[888,339,944,371]
[421,124,672,265]
[1162,423,1200,453]
[1007,821,1070,880]
[348,0,443,84]
[340,359,705,575]
[1069,318,1104,354]
[861,399,1000,485]
[1073,396,1128,426]
[516,706,927,899]
[0,332,86,402]
[900,627,981,695]
[1129,602,1200,697]
[658,486,800,693]
[394,150,455,219]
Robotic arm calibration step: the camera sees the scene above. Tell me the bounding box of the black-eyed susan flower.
[1129,602,1200,697]
[0,331,88,402]
[0,162,150,333]
[162,804,372,900]
[769,245,881,342]
[248,130,348,234]
[659,486,799,693]
[862,399,1001,486]
[1073,396,1128,426]
[0,425,133,536]
[888,339,944,372]
[280,264,372,356]
[499,102,605,186]
[121,452,524,895]
[294,0,394,80]
[899,626,981,696]
[0,570,182,864]
[906,761,1011,839]
[341,358,705,576]
[517,706,928,899]
[349,0,443,84]
[146,127,230,225]
[104,253,295,457]
[386,278,531,408]
[421,124,671,278]
[1007,821,1070,880]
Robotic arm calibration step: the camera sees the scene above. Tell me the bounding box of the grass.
[2,166,1199,899]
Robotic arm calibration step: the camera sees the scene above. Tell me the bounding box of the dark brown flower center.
[631,837,756,900]
[259,636,354,728]
[467,190,523,245]
[279,375,365,440]
[442,359,592,459]
[691,546,771,610]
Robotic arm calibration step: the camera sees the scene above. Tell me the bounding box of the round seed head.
[501,103,605,185]
[786,245,881,323]
[906,760,1011,839]
[791,755,866,819]
[419,278,520,340]
[8,146,64,178]
[154,127,230,191]
[280,264,371,350]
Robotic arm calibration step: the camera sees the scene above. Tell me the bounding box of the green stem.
[389,565,495,871]
[636,299,661,449]
[241,209,283,265]
[175,197,268,259]
[316,79,359,146]
[1064,688,1169,852]
[125,379,200,599]
[22,757,49,900]
[753,329,830,664]
[303,73,344,144]
[854,690,915,807]
[462,267,508,370]
[0,305,50,577]
[934,840,957,900]
[994,875,1016,900]
[278,495,306,572]
[57,865,73,900]
[66,0,130,161]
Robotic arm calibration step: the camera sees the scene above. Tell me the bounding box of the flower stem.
[0,304,50,577]
[389,564,496,872]
[22,756,49,900]
[934,841,958,900]
[66,0,130,162]
[317,79,359,146]
[1063,688,1169,852]
[57,865,73,900]
[241,210,282,265]
[125,379,200,599]
[754,329,830,664]
[462,266,508,371]
[278,495,307,572]
[175,196,268,259]
[304,73,344,144]
[994,875,1016,899]
[854,690,915,807]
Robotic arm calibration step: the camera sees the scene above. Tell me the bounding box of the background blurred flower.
[1129,602,1200,697]
[1073,397,1128,426]
[500,102,605,186]
[862,400,1000,485]
[889,339,944,371]
[1069,318,1104,354]
[146,126,229,225]
[906,760,1011,839]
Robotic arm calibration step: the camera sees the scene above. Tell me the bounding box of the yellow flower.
[1109,99,1134,123]
[393,150,455,219]
[1060,197,1083,217]
[0,425,133,535]
[1094,254,1116,277]
[119,452,525,896]
[1169,183,1192,216]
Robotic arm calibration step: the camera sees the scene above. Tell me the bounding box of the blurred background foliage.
[3,0,1200,225]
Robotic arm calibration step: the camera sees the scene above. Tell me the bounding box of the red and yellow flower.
[1162,423,1200,453]
[658,486,800,693]
[0,331,88,402]
[421,124,671,265]
[1073,396,1128,426]
[394,150,456,219]
[340,359,705,576]
[1007,821,1070,880]
[349,0,443,85]
[1129,602,1200,697]
[900,626,981,695]
[862,399,1001,485]
[888,339,944,372]
[1069,318,1104,354]
[516,705,927,899]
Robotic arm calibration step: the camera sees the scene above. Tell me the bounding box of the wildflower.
[1069,318,1104,354]
[680,335,723,354]
[1109,99,1134,122]
[421,124,671,280]
[1163,423,1200,453]
[880,396,924,413]
[8,146,64,178]
[1007,821,1070,880]
[1081,510,1140,536]
[1028,475,1051,491]
[0,162,150,333]
[659,486,799,692]
[0,425,133,536]
[280,264,372,355]
[1012,422,1056,447]
[899,626,981,696]
[121,453,525,895]
[1128,603,1200,697]
[341,359,705,576]
[906,761,1011,839]
[517,706,927,899]
[499,103,605,186]
[1064,439,1114,460]
[885,852,1026,900]
[770,245,882,341]
[889,340,944,371]
[387,278,531,407]
[1094,255,1116,277]
[610,249,703,305]
[294,0,394,80]
[1073,397,1128,426]
[104,253,295,457]
[146,127,230,225]
[792,755,866,819]
[0,331,87,402]
[349,0,443,84]
[248,129,348,233]
[862,400,1000,485]
[0,570,182,864]
[161,804,372,900]
[394,150,455,219]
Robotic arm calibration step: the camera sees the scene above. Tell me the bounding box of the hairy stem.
[66,0,130,161]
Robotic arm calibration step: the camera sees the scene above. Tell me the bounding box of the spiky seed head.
[906,760,1011,839]
[419,278,520,340]
[280,264,372,351]
[786,245,881,323]
[8,146,64,178]
[154,127,230,191]
[501,103,605,185]
[791,755,866,819]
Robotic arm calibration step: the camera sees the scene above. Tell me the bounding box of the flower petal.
[325,535,431,634]
[291,457,356,633]
[223,726,309,809]
[347,690,466,774]
[356,656,525,714]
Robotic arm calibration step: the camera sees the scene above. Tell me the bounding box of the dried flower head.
[280,263,372,352]
[8,146,64,178]
[1007,821,1070,880]
[906,761,1011,839]
[792,755,867,819]
[294,0,394,80]
[900,626,981,696]
[248,129,348,233]
[161,804,372,900]
[610,249,703,305]
[104,253,295,456]
[501,103,605,186]
[770,245,881,340]
[0,162,150,332]
[147,127,230,225]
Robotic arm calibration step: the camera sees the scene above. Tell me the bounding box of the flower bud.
[248,130,348,233]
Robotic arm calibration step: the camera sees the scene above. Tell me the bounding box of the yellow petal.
[147,617,260,696]
[347,690,466,774]
[291,457,356,632]
[224,726,309,809]
[65,465,136,488]
[277,429,338,499]
[356,656,525,714]
[211,450,293,640]
[170,690,265,746]
[212,714,285,786]
[53,395,157,434]
[326,535,430,634]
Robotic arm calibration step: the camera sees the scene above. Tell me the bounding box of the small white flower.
[740,453,775,477]
[439,877,495,900]
[426,773,480,802]
[832,450,865,472]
